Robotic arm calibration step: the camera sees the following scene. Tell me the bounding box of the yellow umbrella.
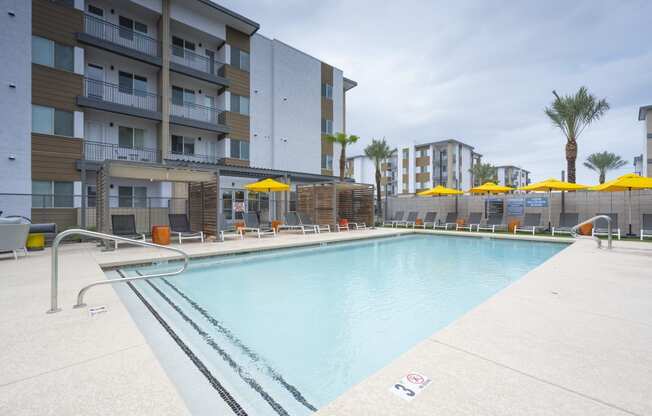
[518,178,589,230]
[468,182,514,194]
[589,174,652,235]
[417,185,463,196]
[244,178,290,193]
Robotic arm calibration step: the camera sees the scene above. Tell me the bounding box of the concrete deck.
[1,228,650,415]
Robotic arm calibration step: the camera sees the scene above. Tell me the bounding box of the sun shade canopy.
[417,185,464,196]
[518,178,589,192]
[244,178,290,193]
[468,182,513,194]
[589,173,652,192]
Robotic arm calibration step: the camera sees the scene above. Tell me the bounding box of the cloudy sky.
[222,0,651,183]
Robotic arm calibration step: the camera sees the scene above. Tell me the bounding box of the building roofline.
[344,77,358,91]
[495,165,530,173]
[194,0,260,35]
[638,105,652,121]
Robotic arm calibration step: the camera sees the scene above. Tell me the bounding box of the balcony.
[165,151,219,165]
[169,45,230,86]
[77,78,162,121]
[84,140,161,163]
[77,14,161,66]
[169,100,230,134]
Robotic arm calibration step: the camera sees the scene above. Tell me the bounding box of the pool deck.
[1,228,651,415]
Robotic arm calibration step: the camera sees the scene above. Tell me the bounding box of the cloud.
[220,0,652,183]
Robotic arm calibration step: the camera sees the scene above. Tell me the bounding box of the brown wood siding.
[415,172,430,182]
[321,136,333,154]
[321,62,333,84]
[415,156,430,167]
[321,97,333,120]
[226,27,250,52]
[32,0,83,46]
[225,66,250,96]
[32,134,81,181]
[221,158,249,167]
[32,64,82,111]
[225,112,250,140]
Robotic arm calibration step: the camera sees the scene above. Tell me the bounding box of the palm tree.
[469,163,497,186]
[584,151,627,184]
[364,138,395,217]
[544,86,609,183]
[324,132,359,180]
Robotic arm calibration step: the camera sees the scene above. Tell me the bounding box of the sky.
[221,0,652,184]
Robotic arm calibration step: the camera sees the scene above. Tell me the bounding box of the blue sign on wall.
[526,196,549,208]
[506,198,525,216]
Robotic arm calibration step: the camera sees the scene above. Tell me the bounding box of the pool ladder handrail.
[570,215,612,250]
[48,228,189,314]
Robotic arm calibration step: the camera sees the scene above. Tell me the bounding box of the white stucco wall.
[0,0,31,216]
[250,34,274,168]
[332,68,344,177]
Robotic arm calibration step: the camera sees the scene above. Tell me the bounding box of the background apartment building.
[495,165,530,188]
[0,0,355,221]
[638,105,651,177]
[346,154,397,197]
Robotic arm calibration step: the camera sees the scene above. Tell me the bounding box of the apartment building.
[346,153,398,197]
[634,154,643,176]
[638,105,651,177]
[0,0,355,220]
[495,165,530,188]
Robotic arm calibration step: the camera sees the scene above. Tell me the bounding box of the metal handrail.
[570,215,613,249]
[48,229,189,313]
[83,14,160,57]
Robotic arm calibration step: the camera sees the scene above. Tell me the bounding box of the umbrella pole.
[628,187,633,236]
[548,190,552,231]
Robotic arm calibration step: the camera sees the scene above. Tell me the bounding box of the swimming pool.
[117,234,565,415]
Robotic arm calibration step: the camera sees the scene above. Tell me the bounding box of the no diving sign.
[389,372,431,402]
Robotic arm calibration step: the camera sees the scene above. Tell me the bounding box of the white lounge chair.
[219,215,243,242]
[640,214,652,240]
[551,213,579,236]
[279,212,317,234]
[397,212,418,228]
[592,213,621,240]
[434,212,458,230]
[456,212,482,231]
[414,212,437,229]
[298,213,331,233]
[476,214,507,233]
[169,214,204,244]
[111,215,146,249]
[383,211,404,227]
[242,212,276,238]
[514,213,545,235]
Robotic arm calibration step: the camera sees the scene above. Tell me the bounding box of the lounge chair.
[343,218,367,230]
[0,218,29,260]
[279,212,316,234]
[640,214,652,241]
[476,213,507,233]
[592,213,621,240]
[434,212,458,230]
[111,214,146,249]
[169,214,204,244]
[383,211,404,227]
[414,212,437,229]
[456,212,482,231]
[298,213,331,233]
[551,213,579,236]
[397,211,418,228]
[219,215,243,241]
[513,213,545,235]
[242,212,276,238]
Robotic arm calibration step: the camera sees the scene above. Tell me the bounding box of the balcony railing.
[84,140,161,163]
[166,151,218,165]
[170,100,226,125]
[83,78,161,113]
[83,14,160,57]
[170,45,224,76]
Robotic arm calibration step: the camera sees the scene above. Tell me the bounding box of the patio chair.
[456,212,482,231]
[242,212,276,238]
[219,215,243,242]
[414,212,437,229]
[382,211,404,227]
[434,212,458,230]
[348,220,367,230]
[111,214,146,249]
[397,211,418,228]
[0,218,29,260]
[513,213,545,235]
[640,214,652,241]
[298,212,331,233]
[551,213,579,236]
[279,211,316,234]
[169,214,204,244]
[476,213,507,233]
[592,213,621,240]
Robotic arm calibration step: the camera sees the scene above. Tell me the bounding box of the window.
[32,105,73,137]
[119,15,147,40]
[87,186,97,208]
[119,71,147,96]
[321,154,333,170]
[32,36,74,72]
[172,36,196,57]
[230,139,249,160]
[231,47,250,72]
[231,94,250,116]
[118,126,145,149]
[222,191,233,220]
[172,86,195,105]
[321,83,333,99]
[87,5,103,17]
[171,135,195,156]
[32,181,74,208]
[118,186,147,208]
[321,118,333,134]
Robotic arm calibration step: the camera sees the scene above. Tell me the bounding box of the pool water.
[123,235,565,415]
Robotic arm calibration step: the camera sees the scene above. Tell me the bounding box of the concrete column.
[159,0,171,161]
